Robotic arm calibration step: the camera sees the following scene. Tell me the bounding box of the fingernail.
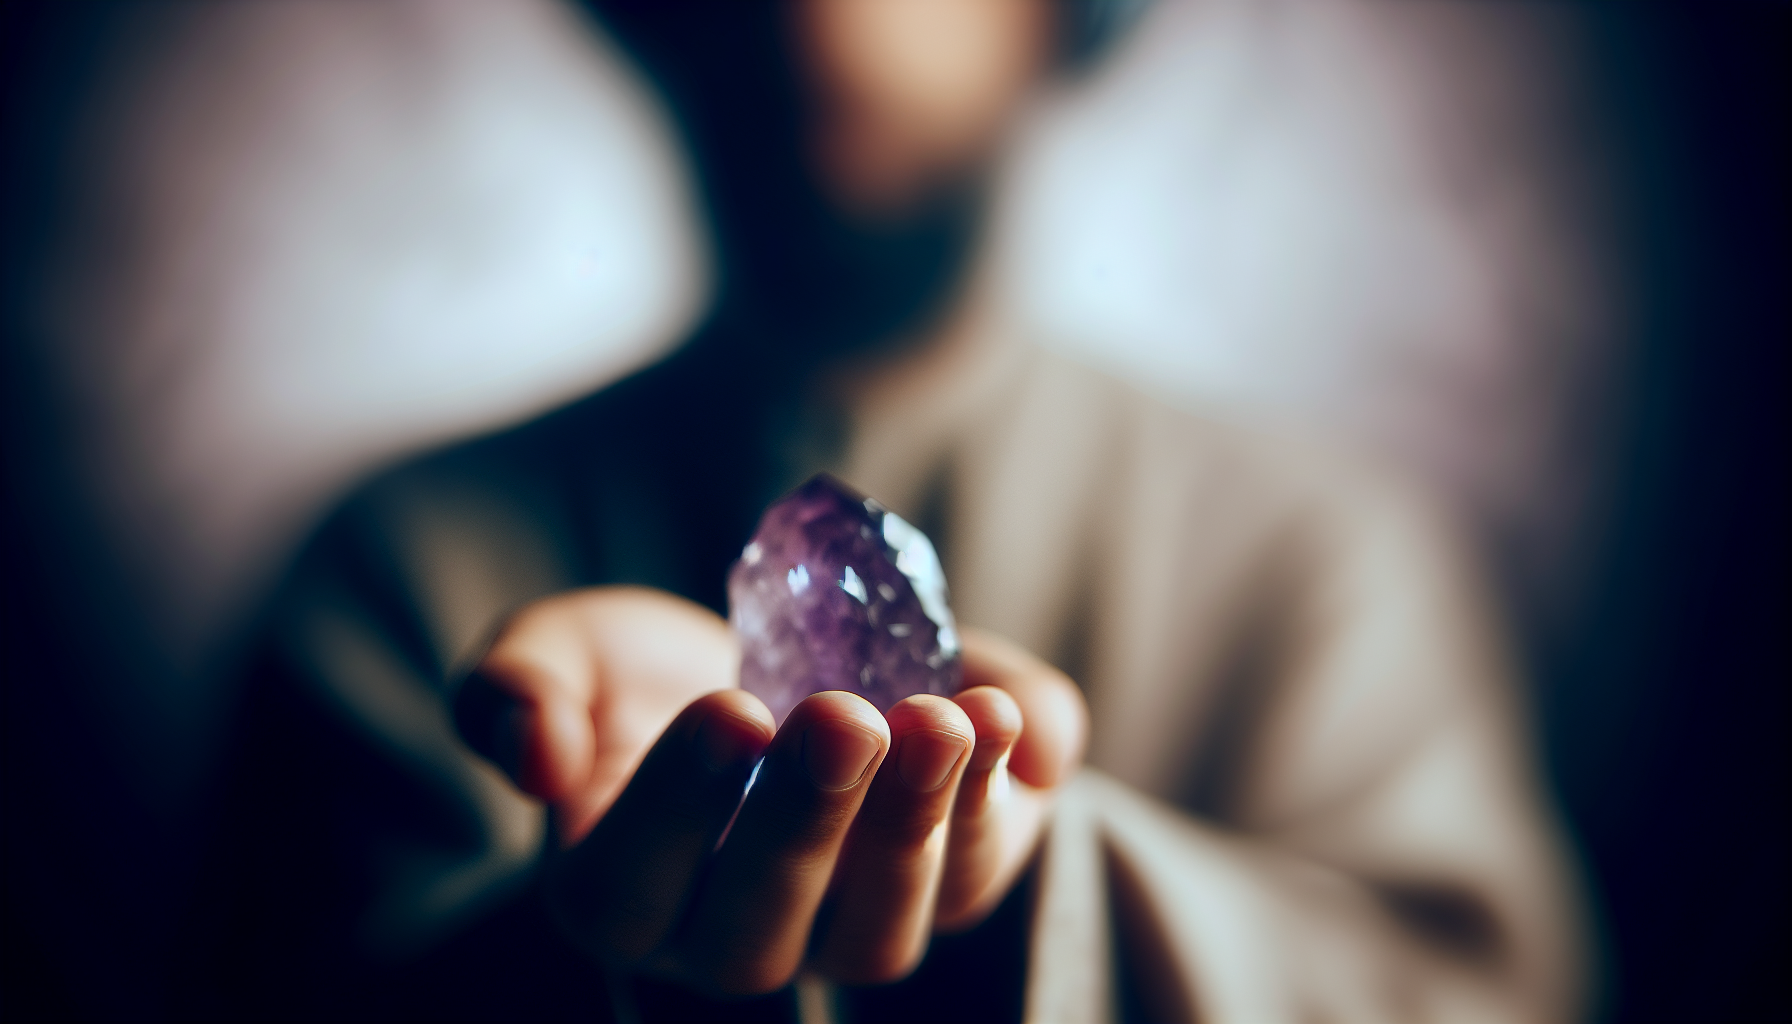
[802,720,883,791]
[695,711,764,774]
[897,730,967,792]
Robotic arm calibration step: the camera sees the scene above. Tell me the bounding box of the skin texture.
[463,586,1087,993]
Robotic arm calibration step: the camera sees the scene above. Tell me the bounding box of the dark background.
[1536,6,1788,1021]
[1,4,1787,1021]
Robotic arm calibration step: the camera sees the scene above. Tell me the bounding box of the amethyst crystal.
[728,474,963,726]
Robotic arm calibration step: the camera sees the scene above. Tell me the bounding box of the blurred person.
[12,1,1586,1020]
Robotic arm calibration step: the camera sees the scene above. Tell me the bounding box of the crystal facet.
[729,474,963,725]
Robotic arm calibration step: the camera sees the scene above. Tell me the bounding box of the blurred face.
[793,0,1054,213]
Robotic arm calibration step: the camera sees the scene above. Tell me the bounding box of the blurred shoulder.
[984,348,1512,802]
[1009,345,1452,545]
[1008,343,1495,655]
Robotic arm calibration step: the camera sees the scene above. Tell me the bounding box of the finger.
[457,587,739,836]
[454,668,594,805]
[960,627,1087,789]
[548,690,773,965]
[934,684,1050,930]
[456,591,617,803]
[935,632,1088,932]
[559,589,740,840]
[672,691,889,995]
[949,684,1023,820]
[810,695,974,984]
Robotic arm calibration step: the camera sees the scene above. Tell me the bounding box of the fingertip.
[786,689,892,744]
[693,688,777,737]
[887,693,976,744]
[952,685,1023,749]
[684,691,775,773]
[1009,675,1087,790]
[769,691,886,793]
[884,696,974,794]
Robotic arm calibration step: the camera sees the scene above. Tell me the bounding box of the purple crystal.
[728,474,963,726]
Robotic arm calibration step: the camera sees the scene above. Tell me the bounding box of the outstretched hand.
[455,586,1086,993]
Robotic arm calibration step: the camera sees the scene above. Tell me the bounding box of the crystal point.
[728,474,963,726]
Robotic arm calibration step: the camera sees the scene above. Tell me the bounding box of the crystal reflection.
[881,509,960,657]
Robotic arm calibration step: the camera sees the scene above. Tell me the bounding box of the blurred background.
[1,1,1784,1020]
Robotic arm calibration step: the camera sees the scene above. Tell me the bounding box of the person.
[190,2,1584,1020]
